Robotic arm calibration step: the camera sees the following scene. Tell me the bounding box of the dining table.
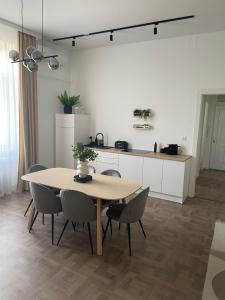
[22,168,142,255]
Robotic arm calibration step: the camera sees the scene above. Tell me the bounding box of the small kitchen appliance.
[115,141,129,151]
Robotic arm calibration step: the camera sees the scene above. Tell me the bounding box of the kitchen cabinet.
[91,150,119,173]
[118,154,143,183]
[90,148,192,204]
[161,159,191,201]
[55,114,89,168]
[143,157,163,193]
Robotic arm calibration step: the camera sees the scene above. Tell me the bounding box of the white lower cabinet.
[91,149,191,204]
[143,157,163,193]
[162,160,185,197]
[118,154,143,183]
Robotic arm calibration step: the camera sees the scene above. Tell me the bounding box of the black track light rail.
[53,15,195,42]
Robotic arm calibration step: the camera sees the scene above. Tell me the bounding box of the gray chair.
[57,190,96,255]
[101,169,121,178]
[103,187,149,256]
[100,169,121,234]
[29,183,62,245]
[24,164,47,217]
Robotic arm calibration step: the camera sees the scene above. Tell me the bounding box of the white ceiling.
[0,0,225,48]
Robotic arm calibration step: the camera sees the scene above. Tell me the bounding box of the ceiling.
[0,0,225,48]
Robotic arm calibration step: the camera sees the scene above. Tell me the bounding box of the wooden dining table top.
[22,168,142,200]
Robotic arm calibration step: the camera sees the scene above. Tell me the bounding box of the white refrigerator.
[55,113,89,168]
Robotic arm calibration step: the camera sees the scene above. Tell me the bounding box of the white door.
[210,105,225,170]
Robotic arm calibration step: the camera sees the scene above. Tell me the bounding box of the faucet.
[95,133,104,147]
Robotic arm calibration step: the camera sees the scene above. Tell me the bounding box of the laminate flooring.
[0,190,224,300]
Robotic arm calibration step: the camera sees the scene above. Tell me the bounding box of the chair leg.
[72,221,76,232]
[57,220,69,246]
[51,214,54,245]
[102,218,111,243]
[87,222,94,255]
[29,211,39,232]
[110,219,112,236]
[118,223,121,231]
[138,220,146,238]
[42,213,45,225]
[127,224,132,256]
[24,199,33,216]
[101,223,105,233]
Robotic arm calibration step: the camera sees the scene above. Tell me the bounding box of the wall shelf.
[133,124,151,129]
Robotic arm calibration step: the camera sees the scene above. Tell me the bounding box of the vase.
[77,160,89,178]
[64,105,72,114]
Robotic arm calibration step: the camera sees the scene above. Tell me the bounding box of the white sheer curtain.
[0,30,19,197]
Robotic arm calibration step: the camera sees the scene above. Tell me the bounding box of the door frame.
[209,102,225,170]
[190,89,225,198]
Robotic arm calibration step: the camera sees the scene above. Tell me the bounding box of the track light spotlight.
[110,31,113,42]
[72,38,75,47]
[154,24,158,35]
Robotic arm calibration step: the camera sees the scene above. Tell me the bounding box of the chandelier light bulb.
[27,60,38,72]
[31,49,43,63]
[9,50,20,62]
[48,57,59,70]
[26,46,36,57]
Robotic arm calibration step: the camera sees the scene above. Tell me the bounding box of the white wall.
[70,30,225,196]
[37,45,71,167]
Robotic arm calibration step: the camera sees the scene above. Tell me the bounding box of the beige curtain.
[17,32,38,192]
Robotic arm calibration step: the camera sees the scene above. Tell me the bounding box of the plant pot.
[64,105,72,114]
[77,160,89,178]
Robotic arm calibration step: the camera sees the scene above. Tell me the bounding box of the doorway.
[196,95,225,202]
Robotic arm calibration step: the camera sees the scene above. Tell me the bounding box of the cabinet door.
[56,127,75,168]
[162,160,185,197]
[119,155,143,183]
[143,157,163,192]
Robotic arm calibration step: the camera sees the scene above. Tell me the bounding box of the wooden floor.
[0,189,225,300]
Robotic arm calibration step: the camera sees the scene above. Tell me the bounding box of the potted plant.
[58,90,80,114]
[72,143,98,178]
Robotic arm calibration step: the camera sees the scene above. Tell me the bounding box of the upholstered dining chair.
[57,190,96,255]
[103,187,149,256]
[24,164,47,217]
[29,182,62,245]
[100,169,122,234]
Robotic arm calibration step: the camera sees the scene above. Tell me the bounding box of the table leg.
[96,198,102,255]
[27,203,35,231]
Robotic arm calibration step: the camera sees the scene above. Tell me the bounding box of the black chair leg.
[110,219,112,236]
[127,223,132,256]
[51,214,54,245]
[72,221,76,232]
[101,223,105,233]
[87,222,94,255]
[29,211,39,232]
[102,218,111,243]
[118,223,121,231]
[57,220,69,246]
[24,199,33,216]
[139,220,146,238]
[42,213,45,225]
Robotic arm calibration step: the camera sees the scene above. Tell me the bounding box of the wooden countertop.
[87,147,192,162]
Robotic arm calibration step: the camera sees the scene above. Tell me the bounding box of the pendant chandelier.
[9,0,59,72]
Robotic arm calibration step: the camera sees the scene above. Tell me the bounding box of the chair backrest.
[119,187,149,223]
[89,165,96,174]
[29,182,62,214]
[28,164,47,173]
[60,190,96,222]
[101,169,121,178]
